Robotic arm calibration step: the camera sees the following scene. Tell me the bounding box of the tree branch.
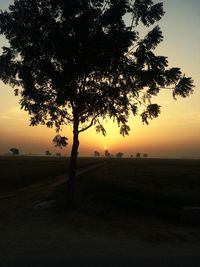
[159,87,175,90]
[125,43,139,57]
[78,113,100,133]
[66,116,73,122]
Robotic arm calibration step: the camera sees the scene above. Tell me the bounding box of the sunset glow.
[0,0,200,158]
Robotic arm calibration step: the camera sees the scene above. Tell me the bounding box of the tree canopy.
[0,0,194,139]
[0,0,194,199]
[94,150,100,157]
[116,152,123,158]
[10,148,19,155]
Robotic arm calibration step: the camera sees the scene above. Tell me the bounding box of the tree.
[136,152,141,158]
[45,150,52,156]
[94,151,100,157]
[10,148,19,156]
[116,152,124,158]
[143,153,148,158]
[105,149,110,158]
[0,0,194,201]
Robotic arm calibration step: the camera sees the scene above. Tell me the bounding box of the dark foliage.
[10,148,19,155]
[0,0,194,138]
[53,134,68,147]
[45,150,52,156]
[116,152,124,158]
[0,0,194,198]
[94,150,100,157]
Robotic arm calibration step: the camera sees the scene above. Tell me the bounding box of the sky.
[0,0,200,158]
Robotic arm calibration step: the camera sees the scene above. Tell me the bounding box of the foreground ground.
[0,157,200,266]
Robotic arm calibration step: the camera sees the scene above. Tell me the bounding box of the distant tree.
[105,149,110,158]
[0,0,194,201]
[56,153,61,157]
[130,154,133,158]
[94,151,100,157]
[45,150,52,156]
[10,148,19,156]
[116,152,124,158]
[136,152,141,158]
[143,153,148,158]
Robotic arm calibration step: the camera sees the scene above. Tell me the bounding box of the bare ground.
[0,164,200,266]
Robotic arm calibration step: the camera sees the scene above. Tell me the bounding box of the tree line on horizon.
[8,147,147,159]
[8,148,62,157]
[94,150,148,158]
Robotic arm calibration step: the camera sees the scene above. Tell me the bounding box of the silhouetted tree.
[0,0,194,201]
[105,149,110,158]
[116,152,124,158]
[143,153,148,158]
[10,148,19,156]
[94,151,100,157]
[136,152,141,158]
[45,150,51,156]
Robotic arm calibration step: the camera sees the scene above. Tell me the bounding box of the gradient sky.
[0,0,200,158]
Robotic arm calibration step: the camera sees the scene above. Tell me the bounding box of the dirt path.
[0,161,106,200]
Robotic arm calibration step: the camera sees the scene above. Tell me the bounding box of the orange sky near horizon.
[0,0,200,158]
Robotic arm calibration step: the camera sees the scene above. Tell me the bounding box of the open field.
[78,158,200,222]
[0,156,104,191]
[1,156,200,222]
[0,157,200,262]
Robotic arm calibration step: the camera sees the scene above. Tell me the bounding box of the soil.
[0,166,200,266]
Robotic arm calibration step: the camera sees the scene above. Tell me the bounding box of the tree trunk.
[68,117,79,202]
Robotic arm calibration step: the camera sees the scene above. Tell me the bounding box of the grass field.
[77,158,200,222]
[0,156,104,191]
[0,156,200,247]
[1,156,200,220]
